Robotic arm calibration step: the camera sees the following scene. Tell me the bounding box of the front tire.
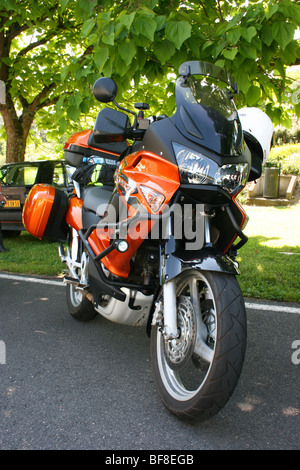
[150,270,247,422]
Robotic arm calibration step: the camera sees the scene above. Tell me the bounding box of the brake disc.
[164,295,196,372]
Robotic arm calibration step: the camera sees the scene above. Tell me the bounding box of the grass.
[0,233,64,277]
[0,202,299,302]
[237,204,300,302]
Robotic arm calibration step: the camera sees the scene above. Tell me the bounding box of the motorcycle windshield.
[174,61,243,157]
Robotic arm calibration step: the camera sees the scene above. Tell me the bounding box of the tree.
[0,0,92,162]
[0,0,299,163]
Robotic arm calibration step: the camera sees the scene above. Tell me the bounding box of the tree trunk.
[0,96,34,163]
[5,121,27,163]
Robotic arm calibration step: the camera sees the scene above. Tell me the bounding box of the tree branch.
[6,23,29,42]
[29,83,57,112]
[198,1,209,18]
[6,3,60,42]
[16,35,54,58]
[216,0,224,23]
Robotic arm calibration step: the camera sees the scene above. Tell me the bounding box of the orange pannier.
[23,184,69,243]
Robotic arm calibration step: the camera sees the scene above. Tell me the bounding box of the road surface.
[0,272,299,450]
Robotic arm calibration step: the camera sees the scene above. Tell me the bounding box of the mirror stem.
[112,99,137,125]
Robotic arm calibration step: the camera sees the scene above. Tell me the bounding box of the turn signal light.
[140,185,165,213]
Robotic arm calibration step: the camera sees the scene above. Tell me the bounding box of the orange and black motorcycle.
[23,61,273,422]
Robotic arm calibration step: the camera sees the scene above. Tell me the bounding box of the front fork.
[162,279,178,339]
[160,210,210,340]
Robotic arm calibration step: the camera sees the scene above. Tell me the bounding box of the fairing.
[91,151,180,278]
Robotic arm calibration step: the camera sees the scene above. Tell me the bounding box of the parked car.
[0,160,74,233]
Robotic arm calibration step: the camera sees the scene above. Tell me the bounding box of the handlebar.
[125,127,146,140]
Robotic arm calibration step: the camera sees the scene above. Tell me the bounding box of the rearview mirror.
[93,77,118,103]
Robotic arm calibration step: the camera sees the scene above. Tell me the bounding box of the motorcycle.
[23,61,273,422]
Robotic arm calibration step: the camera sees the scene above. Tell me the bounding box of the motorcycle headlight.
[173,143,249,195]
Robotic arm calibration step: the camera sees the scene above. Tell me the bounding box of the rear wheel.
[66,236,97,322]
[66,283,97,321]
[150,270,247,422]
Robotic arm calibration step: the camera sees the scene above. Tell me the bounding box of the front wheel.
[150,270,247,422]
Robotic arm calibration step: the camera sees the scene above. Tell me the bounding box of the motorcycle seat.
[83,186,113,216]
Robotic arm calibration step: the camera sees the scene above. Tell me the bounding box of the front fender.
[162,237,240,283]
[146,238,240,337]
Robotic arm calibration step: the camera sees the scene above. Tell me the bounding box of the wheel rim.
[69,283,83,307]
[156,271,217,402]
[68,237,87,308]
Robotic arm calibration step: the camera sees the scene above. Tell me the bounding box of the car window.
[52,163,65,186]
[0,164,39,186]
[65,164,75,186]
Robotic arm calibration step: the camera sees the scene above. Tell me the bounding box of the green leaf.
[155,15,166,32]
[265,2,278,20]
[246,84,261,106]
[82,19,95,37]
[215,59,225,68]
[187,37,200,58]
[67,105,80,121]
[165,20,192,50]
[55,96,65,116]
[59,117,67,134]
[227,27,241,45]
[279,41,297,66]
[60,65,69,82]
[169,49,188,70]
[119,12,136,30]
[118,39,137,67]
[115,54,128,77]
[59,0,69,10]
[102,24,115,46]
[153,40,175,65]
[69,93,82,108]
[2,0,20,12]
[235,68,251,94]
[79,0,97,14]
[272,22,295,50]
[280,114,292,128]
[279,0,300,24]
[212,40,227,58]
[240,42,257,60]
[102,58,112,78]
[241,26,256,43]
[294,103,300,118]
[98,12,111,23]
[261,23,273,47]
[134,15,157,41]
[80,99,90,114]
[94,47,109,71]
[222,47,238,61]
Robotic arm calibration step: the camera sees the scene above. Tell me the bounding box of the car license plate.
[4,200,21,208]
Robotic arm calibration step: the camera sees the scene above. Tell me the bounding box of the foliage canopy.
[0,0,299,162]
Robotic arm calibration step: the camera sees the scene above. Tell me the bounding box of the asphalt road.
[0,272,299,451]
